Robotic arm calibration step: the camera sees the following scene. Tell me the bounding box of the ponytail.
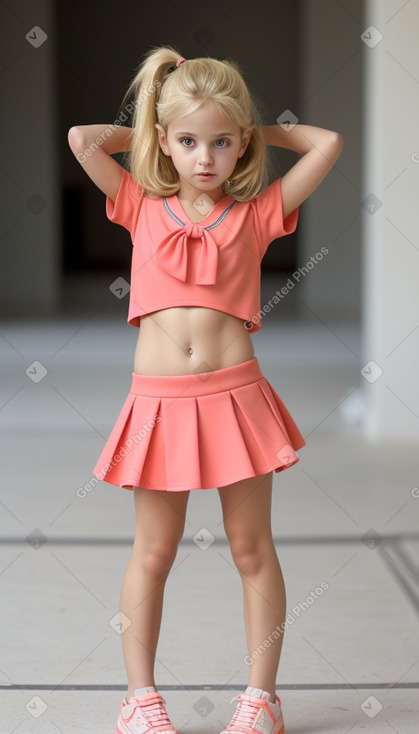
[118,45,182,196]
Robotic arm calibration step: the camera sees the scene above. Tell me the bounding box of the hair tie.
[176,56,186,67]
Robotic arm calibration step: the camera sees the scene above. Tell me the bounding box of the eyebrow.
[174,131,236,137]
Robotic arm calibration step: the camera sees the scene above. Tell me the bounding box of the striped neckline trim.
[163,197,236,230]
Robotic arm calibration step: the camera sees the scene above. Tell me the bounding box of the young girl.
[68,46,342,734]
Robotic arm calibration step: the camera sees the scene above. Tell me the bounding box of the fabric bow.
[154,220,219,284]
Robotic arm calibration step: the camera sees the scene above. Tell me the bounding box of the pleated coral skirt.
[92,357,306,491]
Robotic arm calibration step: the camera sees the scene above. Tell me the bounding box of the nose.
[197,145,213,166]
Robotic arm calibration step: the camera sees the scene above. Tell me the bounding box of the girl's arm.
[67,124,133,201]
[260,124,343,219]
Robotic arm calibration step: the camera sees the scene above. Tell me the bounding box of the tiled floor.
[1,274,418,732]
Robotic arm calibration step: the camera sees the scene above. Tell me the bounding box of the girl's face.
[155,102,251,202]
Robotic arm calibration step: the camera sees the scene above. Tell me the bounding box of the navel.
[188,347,193,355]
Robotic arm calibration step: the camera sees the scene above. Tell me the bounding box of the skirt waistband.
[130,357,263,398]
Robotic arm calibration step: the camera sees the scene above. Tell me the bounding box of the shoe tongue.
[245,687,271,701]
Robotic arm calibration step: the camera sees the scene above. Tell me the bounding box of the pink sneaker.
[116,691,179,734]
[220,689,285,734]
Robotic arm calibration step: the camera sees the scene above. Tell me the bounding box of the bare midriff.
[133,307,255,376]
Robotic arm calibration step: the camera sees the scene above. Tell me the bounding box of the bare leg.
[119,486,190,699]
[218,472,285,702]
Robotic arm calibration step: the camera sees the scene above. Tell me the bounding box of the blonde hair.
[118,45,268,201]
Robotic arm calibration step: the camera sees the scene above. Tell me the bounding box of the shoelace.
[132,693,177,733]
[225,694,270,733]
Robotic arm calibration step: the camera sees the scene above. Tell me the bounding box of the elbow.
[67,125,79,142]
[325,131,343,165]
[330,131,344,154]
[67,125,85,151]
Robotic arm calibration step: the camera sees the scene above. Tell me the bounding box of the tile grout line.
[1,534,418,546]
[377,539,419,615]
[0,683,418,691]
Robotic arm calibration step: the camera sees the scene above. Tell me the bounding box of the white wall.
[362,0,419,440]
[298,0,419,440]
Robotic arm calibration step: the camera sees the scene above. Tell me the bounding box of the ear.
[237,130,252,159]
[155,123,171,156]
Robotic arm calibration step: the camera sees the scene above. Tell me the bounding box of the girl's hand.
[259,123,343,219]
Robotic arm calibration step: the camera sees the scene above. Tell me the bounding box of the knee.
[228,535,269,576]
[135,538,180,579]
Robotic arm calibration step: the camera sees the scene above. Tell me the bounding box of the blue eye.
[179,137,229,148]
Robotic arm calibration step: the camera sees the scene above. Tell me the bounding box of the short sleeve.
[105,167,145,237]
[252,177,299,258]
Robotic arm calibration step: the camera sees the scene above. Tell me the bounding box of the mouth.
[196,173,215,178]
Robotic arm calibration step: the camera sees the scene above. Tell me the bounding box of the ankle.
[246,685,276,703]
[127,684,157,700]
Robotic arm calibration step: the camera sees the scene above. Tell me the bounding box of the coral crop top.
[106,167,299,332]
